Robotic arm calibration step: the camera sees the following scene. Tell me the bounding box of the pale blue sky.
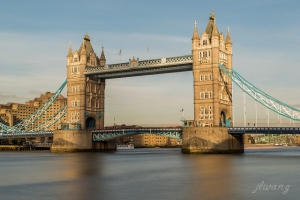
[1,0,300,126]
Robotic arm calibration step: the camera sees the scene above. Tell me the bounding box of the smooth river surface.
[1,147,300,200]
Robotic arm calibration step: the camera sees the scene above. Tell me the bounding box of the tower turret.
[192,21,200,67]
[80,40,87,64]
[225,27,232,55]
[67,41,73,65]
[99,46,106,66]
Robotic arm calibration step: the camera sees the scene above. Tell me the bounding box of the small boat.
[117,144,134,150]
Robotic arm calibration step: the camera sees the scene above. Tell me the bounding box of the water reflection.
[0,148,300,200]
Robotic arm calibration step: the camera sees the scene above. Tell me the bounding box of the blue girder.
[92,128,182,141]
[0,80,67,133]
[0,131,53,139]
[228,127,300,134]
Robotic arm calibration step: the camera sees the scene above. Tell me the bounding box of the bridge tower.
[66,33,106,130]
[192,12,233,127]
[182,12,243,153]
[51,33,114,152]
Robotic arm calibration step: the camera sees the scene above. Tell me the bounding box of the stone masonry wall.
[182,127,244,154]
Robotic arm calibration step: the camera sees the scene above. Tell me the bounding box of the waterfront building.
[111,124,181,147]
[0,92,67,131]
[132,134,181,147]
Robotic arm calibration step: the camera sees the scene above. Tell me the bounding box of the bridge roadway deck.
[84,55,193,79]
[228,127,300,134]
[92,128,182,141]
[1,127,300,139]
[0,131,53,139]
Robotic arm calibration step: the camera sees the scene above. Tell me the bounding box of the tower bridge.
[1,12,300,153]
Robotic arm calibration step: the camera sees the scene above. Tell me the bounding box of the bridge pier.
[51,130,116,152]
[92,140,117,151]
[51,130,93,152]
[182,127,244,154]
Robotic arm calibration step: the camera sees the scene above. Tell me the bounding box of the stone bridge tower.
[66,33,106,130]
[182,12,243,154]
[51,33,114,152]
[192,12,233,127]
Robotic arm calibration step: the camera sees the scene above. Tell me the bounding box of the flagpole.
[180,109,185,127]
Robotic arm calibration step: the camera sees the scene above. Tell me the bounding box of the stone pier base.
[51,130,93,152]
[182,127,244,154]
[51,130,117,152]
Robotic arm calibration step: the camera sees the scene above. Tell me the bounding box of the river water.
[0,147,299,200]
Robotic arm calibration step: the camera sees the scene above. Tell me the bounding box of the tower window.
[203,40,207,45]
[72,66,80,73]
[200,92,204,99]
[203,52,207,57]
[205,92,209,99]
[200,75,203,81]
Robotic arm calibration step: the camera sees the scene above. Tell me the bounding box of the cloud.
[0,92,30,103]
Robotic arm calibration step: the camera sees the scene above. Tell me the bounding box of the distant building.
[132,134,181,147]
[0,92,67,131]
[112,124,182,147]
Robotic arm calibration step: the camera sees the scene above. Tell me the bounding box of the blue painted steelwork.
[0,80,67,133]
[0,131,53,139]
[92,128,182,141]
[31,105,67,131]
[85,55,192,79]
[219,63,300,121]
[1,126,298,140]
[228,127,300,134]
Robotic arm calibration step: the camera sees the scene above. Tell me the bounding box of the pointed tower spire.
[99,45,106,66]
[212,20,219,36]
[80,39,86,55]
[225,26,232,45]
[67,41,73,57]
[192,20,200,40]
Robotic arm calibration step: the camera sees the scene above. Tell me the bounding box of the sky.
[1,0,300,127]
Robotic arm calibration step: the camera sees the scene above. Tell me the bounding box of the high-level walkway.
[85,55,192,78]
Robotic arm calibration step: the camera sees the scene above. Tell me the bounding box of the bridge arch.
[220,111,226,127]
[86,117,96,129]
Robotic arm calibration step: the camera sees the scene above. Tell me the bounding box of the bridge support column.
[182,127,244,154]
[92,140,117,151]
[51,130,93,152]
